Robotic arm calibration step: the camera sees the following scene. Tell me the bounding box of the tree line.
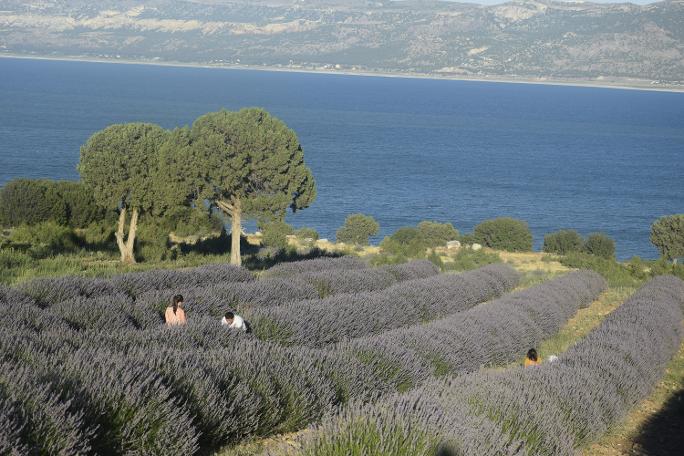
[1,107,682,266]
[45,108,315,265]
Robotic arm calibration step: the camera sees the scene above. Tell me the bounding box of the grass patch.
[538,287,635,359]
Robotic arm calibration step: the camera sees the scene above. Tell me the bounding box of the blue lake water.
[1,57,682,259]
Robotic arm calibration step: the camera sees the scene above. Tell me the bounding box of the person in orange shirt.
[165,294,187,326]
[524,348,541,367]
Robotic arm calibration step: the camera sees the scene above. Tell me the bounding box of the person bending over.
[524,348,541,367]
[221,311,251,333]
[165,294,187,326]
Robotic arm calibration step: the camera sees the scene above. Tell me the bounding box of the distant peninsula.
[1,0,683,91]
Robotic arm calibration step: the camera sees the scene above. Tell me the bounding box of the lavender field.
[0,256,682,455]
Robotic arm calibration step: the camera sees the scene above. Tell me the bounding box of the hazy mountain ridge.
[1,0,682,86]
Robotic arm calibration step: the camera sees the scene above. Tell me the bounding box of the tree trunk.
[217,198,242,266]
[115,208,128,263]
[114,206,138,264]
[122,207,139,265]
[230,198,242,266]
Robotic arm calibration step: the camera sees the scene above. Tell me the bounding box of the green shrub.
[443,249,502,272]
[135,209,226,261]
[0,249,36,284]
[389,227,420,245]
[542,229,583,255]
[54,181,108,228]
[583,232,615,259]
[459,233,477,245]
[473,217,533,252]
[167,207,224,238]
[80,220,116,246]
[0,179,64,227]
[137,219,174,262]
[336,214,379,246]
[426,250,444,270]
[0,179,104,228]
[650,214,684,262]
[9,222,79,258]
[624,256,650,281]
[416,221,459,248]
[380,227,423,258]
[648,257,684,281]
[559,252,639,288]
[379,222,459,260]
[294,227,319,243]
[368,251,409,267]
[295,227,319,241]
[261,220,295,249]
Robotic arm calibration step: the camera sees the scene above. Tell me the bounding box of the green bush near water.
[473,217,533,252]
[543,229,584,255]
[650,214,684,262]
[558,251,684,287]
[379,221,459,260]
[583,232,615,259]
[261,220,295,250]
[336,214,379,246]
[0,179,106,228]
[294,227,319,242]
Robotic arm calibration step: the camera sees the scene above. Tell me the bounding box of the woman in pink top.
[165,294,187,326]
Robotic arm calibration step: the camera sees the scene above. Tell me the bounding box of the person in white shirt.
[221,311,251,333]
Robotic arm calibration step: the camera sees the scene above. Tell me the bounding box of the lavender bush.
[110,262,254,297]
[0,396,27,456]
[295,268,398,297]
[340,270,606,387]
[7,258,622,454]
[249,264,520,346]
[0,305,388,452]
[17,262,254,304]
[263,256,367,278]
[295,275,684,456]
[381,260,440,281]
[0,360,92,455]
[16,276,119,307]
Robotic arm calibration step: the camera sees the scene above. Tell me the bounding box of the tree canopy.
[78,123,169,263]
[184,108,316,264]
[651,215,684,262]
[79,123,168,213]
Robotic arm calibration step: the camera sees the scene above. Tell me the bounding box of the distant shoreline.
[2,53,683,94]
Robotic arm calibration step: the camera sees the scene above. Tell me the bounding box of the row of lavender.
[15,255,383,306]
[338,270,606,389]
[9,258,439,331]
[295,275,684,456]
[249,264,521,346]
[0,261,518,454]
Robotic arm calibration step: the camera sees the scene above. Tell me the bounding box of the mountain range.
[1,0,682,88]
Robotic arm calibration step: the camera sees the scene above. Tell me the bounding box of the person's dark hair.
[172,294,184,314]
[225,311,235,320]
[527,348,538,362]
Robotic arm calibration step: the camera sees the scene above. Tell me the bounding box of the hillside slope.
[1,0,682,86]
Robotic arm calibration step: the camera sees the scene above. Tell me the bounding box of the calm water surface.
[1,58,683,259]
